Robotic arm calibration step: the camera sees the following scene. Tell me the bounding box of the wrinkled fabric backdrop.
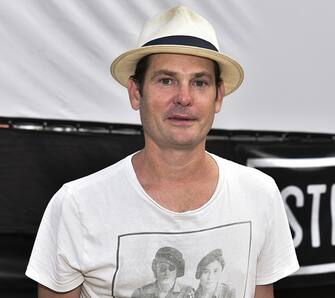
[1,0,334,133]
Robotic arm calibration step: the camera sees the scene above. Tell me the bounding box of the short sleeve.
[256,179,299,285]
[25,185,85,292]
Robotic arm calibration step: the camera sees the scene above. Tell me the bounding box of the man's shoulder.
[48,154,133,209]
[132,282,156,297]
[212,153,277,192]
[213,154,274,181]
[66,154,133,191]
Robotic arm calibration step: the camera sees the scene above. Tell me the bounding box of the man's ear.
[215,81,225,113]
[127,78,141,110]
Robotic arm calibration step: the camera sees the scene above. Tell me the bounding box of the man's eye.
[193,80,208,87]
[159,78,173,85]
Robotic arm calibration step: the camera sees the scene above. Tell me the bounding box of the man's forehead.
[147,53,216,73]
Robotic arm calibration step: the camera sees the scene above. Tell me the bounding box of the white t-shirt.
[26,153,299,297]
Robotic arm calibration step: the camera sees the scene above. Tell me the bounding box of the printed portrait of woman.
[194,249,236,298]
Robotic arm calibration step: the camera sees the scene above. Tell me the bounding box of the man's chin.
[167,134,204,149]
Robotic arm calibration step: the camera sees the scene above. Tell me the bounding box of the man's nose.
[175,83,193,106]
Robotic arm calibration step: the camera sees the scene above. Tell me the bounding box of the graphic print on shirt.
[112,222,251,298]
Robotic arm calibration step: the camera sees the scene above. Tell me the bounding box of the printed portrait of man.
[194,249,235,298]
[132,247,194,298]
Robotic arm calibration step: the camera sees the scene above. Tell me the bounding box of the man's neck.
[131,143,219,212]
[132,144,210,184]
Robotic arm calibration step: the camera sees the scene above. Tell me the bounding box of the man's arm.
[254,284,274,298]
[38,284,81,298]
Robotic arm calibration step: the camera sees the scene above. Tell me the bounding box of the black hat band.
[142,35,218,52]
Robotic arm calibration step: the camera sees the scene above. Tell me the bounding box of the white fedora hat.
[111,5,244,96]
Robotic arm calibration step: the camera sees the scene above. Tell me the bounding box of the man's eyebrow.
[193,71,214,79]
[150,70,214,79]
[151,69,177,79]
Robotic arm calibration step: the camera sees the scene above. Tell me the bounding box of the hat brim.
[110,45,244,96]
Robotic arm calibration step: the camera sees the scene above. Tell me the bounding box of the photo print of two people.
[113,222,250,298]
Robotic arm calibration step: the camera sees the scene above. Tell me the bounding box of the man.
[194,249,235,298]
[26,5,299,298]
[132,247,193,298]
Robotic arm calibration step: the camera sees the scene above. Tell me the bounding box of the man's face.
[128,53,224,151]
[199,260,223,291]
[155,261,177,289]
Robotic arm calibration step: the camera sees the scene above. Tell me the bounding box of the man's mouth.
[166,114,196,125]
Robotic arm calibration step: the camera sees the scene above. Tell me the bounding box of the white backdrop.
[1,0,334,133]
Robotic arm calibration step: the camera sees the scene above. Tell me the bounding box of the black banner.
[236,143,335,288]
[1,117,335,296]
